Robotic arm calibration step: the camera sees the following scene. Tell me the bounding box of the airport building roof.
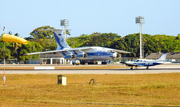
[145,52,180,59]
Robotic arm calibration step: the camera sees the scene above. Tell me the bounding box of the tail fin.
[157,53,167,62]
[53,29,71,50]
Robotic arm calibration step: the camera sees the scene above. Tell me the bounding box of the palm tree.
[12,33,22,63]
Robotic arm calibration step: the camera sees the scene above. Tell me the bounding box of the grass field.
[0,73,180,107]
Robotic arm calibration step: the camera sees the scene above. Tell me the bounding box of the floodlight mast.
[60,19,69,39]
[136,16,145,59]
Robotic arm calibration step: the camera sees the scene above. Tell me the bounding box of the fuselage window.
[136,60,139,62]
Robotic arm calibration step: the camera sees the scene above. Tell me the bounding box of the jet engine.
[116,53,121,58]
[76,53,88,59]
[113,52,121,58]
[64,54,76,60]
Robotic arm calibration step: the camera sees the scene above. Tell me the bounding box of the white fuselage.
[125,59,165,67]
[59,46,117,62]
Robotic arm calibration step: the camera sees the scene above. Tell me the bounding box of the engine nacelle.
[116,54,121,58]
[76,53,88,59]
[113,53,121,58]
[64,54,76,60]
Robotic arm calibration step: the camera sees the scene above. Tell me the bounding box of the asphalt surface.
[0,64,180,74]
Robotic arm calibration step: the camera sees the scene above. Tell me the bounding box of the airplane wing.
[104,47,130,53]
[24,47,130,55]
[120,62,139,66]
[113,49,131,54]
[24,47,93,55]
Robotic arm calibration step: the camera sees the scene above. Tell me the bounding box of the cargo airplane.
[121,53,167,69]
[24,29,130,65]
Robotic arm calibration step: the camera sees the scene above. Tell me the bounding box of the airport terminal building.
[27,54,66,64]
[145,52,180,62]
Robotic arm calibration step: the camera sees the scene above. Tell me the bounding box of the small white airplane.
[24,29,130,65]
[121,53,167,69]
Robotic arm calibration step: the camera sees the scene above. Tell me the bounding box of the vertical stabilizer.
[157,53,167,62]
[53,29,71,50]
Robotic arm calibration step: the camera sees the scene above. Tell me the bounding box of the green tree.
[87,33,121,47]
[0,39,11,62]
[30,26,55,39]
[11,33,22,63]
[111,33,140,57]
[29,26,56,51]
[67,33,121,48]
[19,41,43,62]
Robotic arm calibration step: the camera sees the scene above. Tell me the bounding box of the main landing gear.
[130,66,149,70]
[146,66,149,69]
[101,61,107,65]
[130,66,138,70]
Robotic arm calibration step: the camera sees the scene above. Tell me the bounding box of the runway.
[1,65,180,74]
[0,68,180,74]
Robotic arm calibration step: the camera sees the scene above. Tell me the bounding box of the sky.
[0,0,180,38]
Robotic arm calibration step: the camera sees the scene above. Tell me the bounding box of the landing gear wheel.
[80,61,85,65]
[102,62,107,65]
[130,67,133,70]
[135,66,138,69]
[146,66,149,69]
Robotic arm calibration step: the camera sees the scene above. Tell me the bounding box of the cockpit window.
[107,50,115,53]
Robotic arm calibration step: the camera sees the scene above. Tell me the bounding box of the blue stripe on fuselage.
[134,62,162,66]
[87,52,113,56]
[59,51,113,57]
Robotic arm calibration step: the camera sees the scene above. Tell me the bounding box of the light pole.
[46,49,47,64]
[2,32,28,86]
[136,16,145,59]
[60,19,69,39]
[60,19,70,65]
[3,27,6,86]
